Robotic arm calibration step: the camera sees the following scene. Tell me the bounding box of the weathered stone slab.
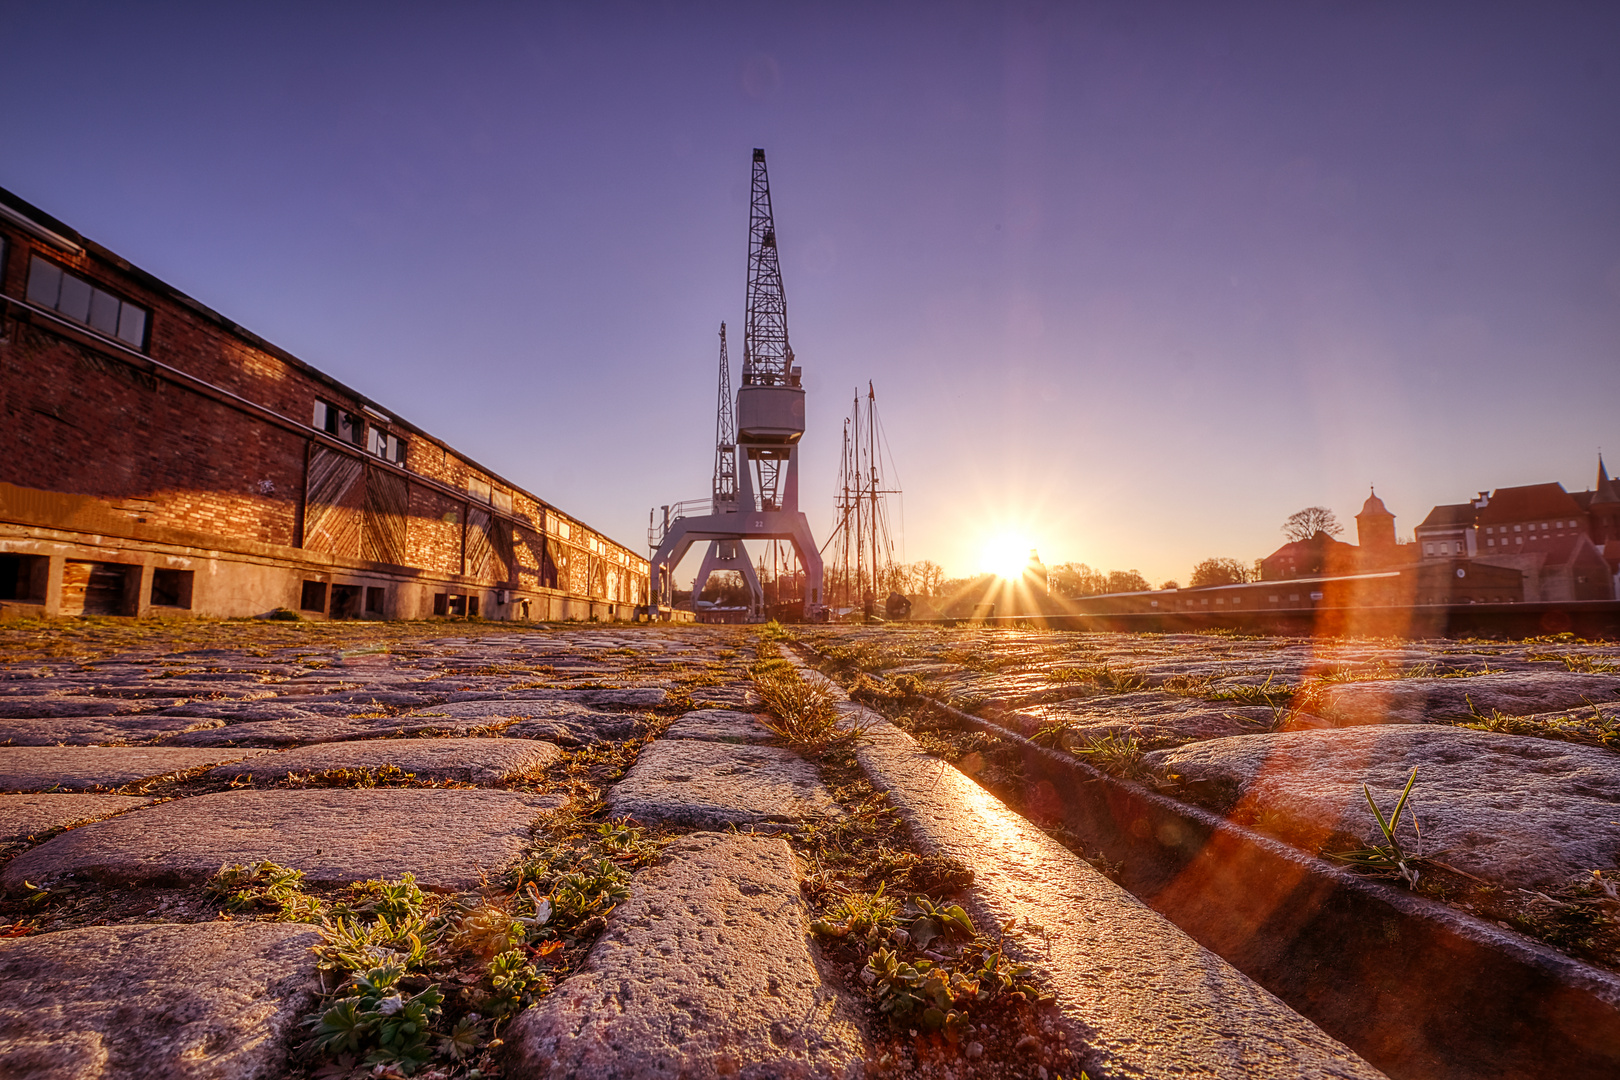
[0,697,185,719]
[1307,672,1620,727]
[0,747,271,792]
[0,716,225,746]
[0,921,320,1080]
[608,740,838,828]
[1013,691,1274,748]
[1,787,563,891]
[452,686,671,709]
[1145,725,1620,887]
[404,700,648,746]
[0,793,153,842]
[501,832,865,1079]
[663,709,777,744]
[158,700,327,721]
[161,715,489,748]
[207,738,561,784]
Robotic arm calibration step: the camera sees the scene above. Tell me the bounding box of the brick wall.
[0,201,647,607]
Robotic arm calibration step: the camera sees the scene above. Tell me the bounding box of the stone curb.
[819,653,1620,1080]
[790,655,1384,1080]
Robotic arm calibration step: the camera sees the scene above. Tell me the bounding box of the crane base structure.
[648,497,822,622]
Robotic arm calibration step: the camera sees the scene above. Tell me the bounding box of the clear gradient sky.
[5,2,1618,586]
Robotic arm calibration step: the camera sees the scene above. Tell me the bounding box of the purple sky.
[5,2,1618,585]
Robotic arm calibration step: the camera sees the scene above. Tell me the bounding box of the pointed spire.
[1594,454,1620,505]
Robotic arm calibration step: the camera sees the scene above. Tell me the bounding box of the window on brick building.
[366,426,407,464]
[26,255,149,349]
[314,400,340,435]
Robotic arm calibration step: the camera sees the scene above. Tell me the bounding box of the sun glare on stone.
[980,533,1034,580]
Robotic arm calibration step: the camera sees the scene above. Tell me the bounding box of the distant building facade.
[0,187,647,621]
[1411,463,1620,602]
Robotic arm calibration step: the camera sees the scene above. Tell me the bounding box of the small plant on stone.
[204,861,325,921]
[305,963,444,1075]
[1329,767,1425,888]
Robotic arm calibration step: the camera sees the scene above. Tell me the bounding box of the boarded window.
[303,445,365,558]
[61,561,137,616]
[363,466,409,566]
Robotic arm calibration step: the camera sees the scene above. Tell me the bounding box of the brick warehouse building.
[0,187,647,621]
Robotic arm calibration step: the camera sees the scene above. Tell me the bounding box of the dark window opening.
[433,593,448,616]
[365,586,385,615]
[26,255,149,350]
[300,580,328,612]
[467,595,480,618]
[331,584,362,620]
[150,568,193,608]
[0,554,48,603]
[62,560,137,616]
[314,400,340,435]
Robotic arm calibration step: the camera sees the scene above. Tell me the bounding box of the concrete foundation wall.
[0,525,637,623]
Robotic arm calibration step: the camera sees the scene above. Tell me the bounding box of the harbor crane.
[648,149,824,620]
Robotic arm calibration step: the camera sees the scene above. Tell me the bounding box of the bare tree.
[1282,506,1343,543]
[910,559,945,596]
[1190,557,1251,587]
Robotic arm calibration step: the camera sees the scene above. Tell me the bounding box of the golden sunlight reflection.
[979,531,1038,579]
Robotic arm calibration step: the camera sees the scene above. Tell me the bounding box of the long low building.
[0,187,646,621]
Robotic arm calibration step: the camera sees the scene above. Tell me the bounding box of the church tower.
[1356,488,1397,567]
[1591,455,1620,546]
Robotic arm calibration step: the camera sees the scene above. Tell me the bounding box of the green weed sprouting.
[204,861,324,921]
[814,889,1046,1038]
[1328,766,1424,888]
[305,963,443,1075]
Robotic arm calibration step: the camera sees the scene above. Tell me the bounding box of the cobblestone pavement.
[28,622,1605,1076]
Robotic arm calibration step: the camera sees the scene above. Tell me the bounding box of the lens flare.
[979,533,1035,579]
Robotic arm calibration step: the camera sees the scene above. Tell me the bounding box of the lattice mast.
[742,148,794,509]
[712,322,736,512]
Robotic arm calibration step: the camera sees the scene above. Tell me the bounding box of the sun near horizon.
[978,531,1040,580]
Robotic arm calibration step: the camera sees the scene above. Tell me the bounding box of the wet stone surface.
[0,922,321,1080]
[0,746,272,792]
[608,738,841,828]
[206,736,562,784]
